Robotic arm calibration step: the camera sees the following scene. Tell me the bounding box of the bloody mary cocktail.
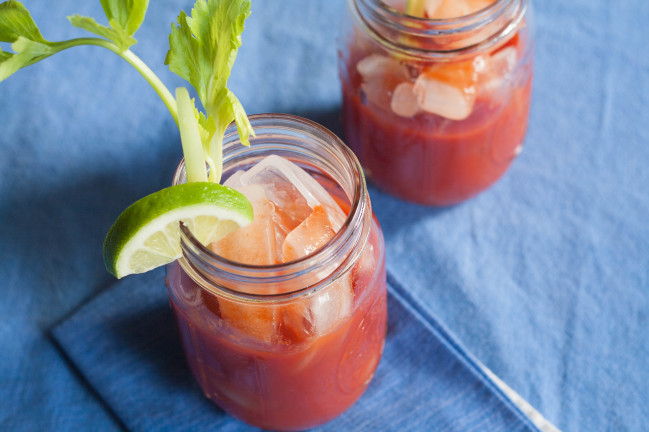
[166,115,387,431]
[1,2,388,429]
[340,0,534,205]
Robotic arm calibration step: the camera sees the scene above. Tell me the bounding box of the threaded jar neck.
[173,114,371,303]
[349,0,528,60]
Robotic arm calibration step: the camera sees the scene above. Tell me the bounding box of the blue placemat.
[52,268,539,432]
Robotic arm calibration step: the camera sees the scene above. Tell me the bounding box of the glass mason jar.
[165,114,387,431]
[339,0,534,205]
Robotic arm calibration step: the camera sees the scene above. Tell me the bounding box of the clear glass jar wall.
[166,114,387,431]
[339,0,534,205]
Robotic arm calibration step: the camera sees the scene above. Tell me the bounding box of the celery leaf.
[0,1,58,81]
[0,46,11,61]
[225,89,253,148]
[166,0,251,116]
[165,0,253,183]
[0,36,55,81]
[68,14,135,51]
[69,0,149,51]
[197,111,216,145]
[100,0,149,37]
[165,10,206,100]
[0,1,47,43]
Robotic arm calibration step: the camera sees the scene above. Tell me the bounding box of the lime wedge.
[103,182,253,278]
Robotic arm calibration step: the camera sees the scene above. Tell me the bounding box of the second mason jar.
[166,114,387,431]
[339,0,534,206]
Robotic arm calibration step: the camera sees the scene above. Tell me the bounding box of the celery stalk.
[176,87,207,183]
[1,0,254,184]
[406,0,426,17]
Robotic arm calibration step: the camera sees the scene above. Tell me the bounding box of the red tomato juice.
[340,29,533,206]
[166,214,387,431]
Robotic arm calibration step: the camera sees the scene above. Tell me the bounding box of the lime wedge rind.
[103,183,253,279]
[115,204,250,274]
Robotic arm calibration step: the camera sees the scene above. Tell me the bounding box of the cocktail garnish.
[166,0,254,183]
[0,0,256,277]
[405,0,426,17]
[0,0,253,183]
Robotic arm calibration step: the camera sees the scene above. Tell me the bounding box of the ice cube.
[424,0,443,17]
[225,167,309,262]
[414,74,476,120]
[211,192,280,265]
[218,299,281,343]
[352,242,376,288]
[223,170,245,188]
[391,82,421,118]
[233,183,268,207]
[211,185,284,342]
[278,268,352,342]
[282,206,335,262]
[279,275,352,342]
[356,54,406,81]
[360,80,392,112]
[211,157,353,343]
[240,162,311,230]
[491,46,517,76]
[432,0,471,18]
[357,54,410,111]
[306,276,352,335]
[236,155,346,231]
[281,205,353,335]
[481,46,518,94]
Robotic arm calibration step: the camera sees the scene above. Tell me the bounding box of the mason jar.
[339,0,534,205]
[165,114,387,431]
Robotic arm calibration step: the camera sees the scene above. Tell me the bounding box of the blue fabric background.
[51,269,539,432]
[0,0,647,430]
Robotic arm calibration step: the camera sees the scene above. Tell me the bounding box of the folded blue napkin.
[52,268,539,431]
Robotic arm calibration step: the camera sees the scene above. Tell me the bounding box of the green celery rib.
[176,87,208,183]
[406,0,426,17]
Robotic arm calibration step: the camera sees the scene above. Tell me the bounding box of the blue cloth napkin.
[52,268,539,432]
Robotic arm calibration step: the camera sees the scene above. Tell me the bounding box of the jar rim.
[174,113,372,303]
[349,0,528,60]
[378,0,513,23]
